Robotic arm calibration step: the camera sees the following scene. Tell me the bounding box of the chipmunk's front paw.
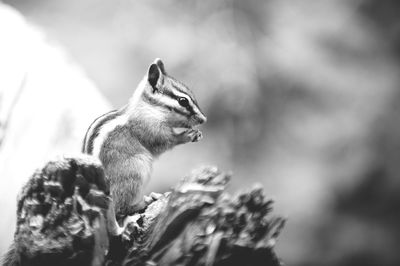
[184,128,203,142]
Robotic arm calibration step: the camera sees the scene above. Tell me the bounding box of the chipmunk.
[82,58,207,220]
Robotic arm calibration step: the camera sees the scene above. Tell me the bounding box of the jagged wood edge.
[4,159,286,266]
[116,167,285,266]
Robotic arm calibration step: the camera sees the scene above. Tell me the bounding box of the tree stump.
[3,156,285,266]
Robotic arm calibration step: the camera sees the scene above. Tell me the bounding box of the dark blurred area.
[2,0,400,265]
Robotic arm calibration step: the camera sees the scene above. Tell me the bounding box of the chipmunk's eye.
[178,97,189,107]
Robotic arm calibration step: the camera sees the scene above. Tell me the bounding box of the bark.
[3,156,285,266]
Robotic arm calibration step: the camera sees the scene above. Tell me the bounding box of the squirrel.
[82,58,207,221]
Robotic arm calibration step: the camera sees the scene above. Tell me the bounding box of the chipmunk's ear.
[148,63,160,92]
[154,58,167,75]
[148,58,166,92]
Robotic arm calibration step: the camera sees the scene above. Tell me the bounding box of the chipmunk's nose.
[197,114,207,124]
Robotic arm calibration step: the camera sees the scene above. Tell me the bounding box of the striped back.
[81,59,207,158]
[82,109,124,155]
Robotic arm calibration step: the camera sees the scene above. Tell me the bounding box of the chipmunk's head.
[135,58,207,130]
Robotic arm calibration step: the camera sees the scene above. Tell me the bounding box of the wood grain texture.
[4,159,285,266]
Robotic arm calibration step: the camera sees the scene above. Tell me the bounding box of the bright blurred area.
[1,0,400,265]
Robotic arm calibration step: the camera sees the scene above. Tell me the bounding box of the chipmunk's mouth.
[172,126,195,134]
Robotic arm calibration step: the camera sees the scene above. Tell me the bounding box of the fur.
[82,59,206,219]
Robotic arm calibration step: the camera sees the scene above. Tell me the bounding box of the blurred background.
[1,0,400,265]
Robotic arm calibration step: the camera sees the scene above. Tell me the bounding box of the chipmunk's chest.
[99,124,153,184]
[100,123,145,157]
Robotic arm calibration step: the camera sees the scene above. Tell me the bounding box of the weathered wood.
[3,157,285,266]
[3,156,111,266]
[119,167,285,266]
